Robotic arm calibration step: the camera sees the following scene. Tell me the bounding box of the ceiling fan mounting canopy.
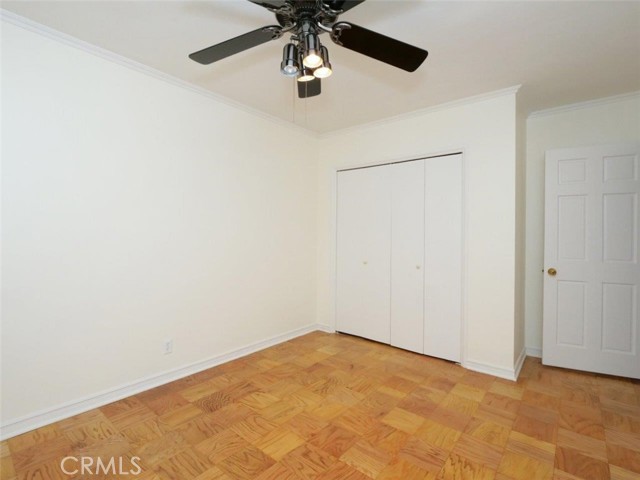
[189,0,428,99]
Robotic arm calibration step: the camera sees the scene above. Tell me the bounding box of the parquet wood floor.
[2,332,639,479]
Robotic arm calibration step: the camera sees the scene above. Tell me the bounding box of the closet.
[336,154,463,362]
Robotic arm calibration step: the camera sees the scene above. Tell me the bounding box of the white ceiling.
[2,1,639,133]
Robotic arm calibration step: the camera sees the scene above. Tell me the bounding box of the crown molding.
[2,9,526,140]
[528,90,640,120]
[318,85,522,139]
[0,9,319,140]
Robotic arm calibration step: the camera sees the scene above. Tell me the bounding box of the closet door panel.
[336,166,391,344]
[424,154,463,362]
[391,161,425,353]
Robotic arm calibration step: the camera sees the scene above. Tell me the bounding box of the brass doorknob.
[548,268,557,276]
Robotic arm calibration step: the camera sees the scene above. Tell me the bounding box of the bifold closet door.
[424,154,463,362]
[336,166,391,344]
[391,161,425,353]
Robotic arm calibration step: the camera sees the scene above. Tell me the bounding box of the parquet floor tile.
[464,417,511,449]
[381,408,426,435]
[483,393,521,418]
[415,419,462,451]
[332,407,381,437]
[309,424,358,459]
[554,446,610,480]
[377,457,435,480]
[341,439,391,478]
[173,414,227,447]
[398,437,448,473]
[229,414,278,444]
[556,428,608,462]
[512,414,557,444]
[3,332,639,480]
[439,452,496,480]
[317,460,373,480]
[253,427,306,461]
[194,466,232,480]
[505,429,556,465]
[282,444,335,480]
[450,434,503,470]
[254,461,299,480]
[285,413,329,441]
[7,425,62,453]
[518,402,559,425]
[155,449,212,480]
[497,450,554,480]
[217,445,275,480]
[606,444,640,474]
[194,430,247,465]
[474,404,517,430]
[609,464,640,480]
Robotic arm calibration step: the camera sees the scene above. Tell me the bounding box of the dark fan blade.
[247,0,288,9]
[331,22,428,72]
[189,26,281,65]
[323,1,366,13]
[298,78,321,98]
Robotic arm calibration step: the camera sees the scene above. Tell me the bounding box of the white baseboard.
[0,323,330,440]
[514,348,527,381]
[463,349,526,382]
[315,324,334,333]
[526,346,542,358]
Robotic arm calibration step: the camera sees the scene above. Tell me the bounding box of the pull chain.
[305,87,308,128]
[292,78,296,124]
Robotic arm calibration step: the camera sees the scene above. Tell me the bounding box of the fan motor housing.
[276,1,337,29]
[293,1,318,15]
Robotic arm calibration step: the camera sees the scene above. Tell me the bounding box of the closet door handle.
[416,265,421,270]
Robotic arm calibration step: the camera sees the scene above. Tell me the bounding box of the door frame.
[330,148,469,365]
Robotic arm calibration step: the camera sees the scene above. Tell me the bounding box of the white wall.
[1,22,318,429]
[316,91,520,375]
[525,93,640,353]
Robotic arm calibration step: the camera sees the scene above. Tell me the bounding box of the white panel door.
[424,154,463,362]
[544,144,640,378]
[336,166,392,344]
[391,161,425,353]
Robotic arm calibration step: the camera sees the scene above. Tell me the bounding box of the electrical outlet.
[163,340,173,355]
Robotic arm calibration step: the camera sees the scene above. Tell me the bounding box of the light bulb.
[314,66,332,78]
[303,53,322,69]
[313,46,332,78]
[282,64,299,76]
[298,71,315,82]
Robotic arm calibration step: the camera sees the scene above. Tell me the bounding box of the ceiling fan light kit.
[189,0,429,98]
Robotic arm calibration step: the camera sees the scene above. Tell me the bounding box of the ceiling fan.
[189,0,428,99]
